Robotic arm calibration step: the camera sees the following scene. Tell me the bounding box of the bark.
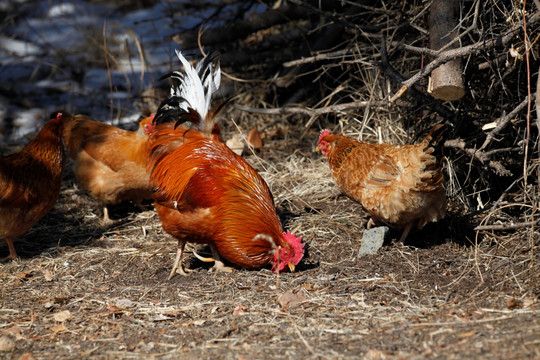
[427,0,465,101]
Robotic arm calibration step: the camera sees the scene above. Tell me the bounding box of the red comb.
[318,129,331,143]
[56,112,63,120]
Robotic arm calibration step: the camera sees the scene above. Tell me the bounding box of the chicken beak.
[315,146,320,152]
[287,262,295,272]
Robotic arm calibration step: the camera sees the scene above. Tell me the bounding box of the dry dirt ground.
[1,134,538,359]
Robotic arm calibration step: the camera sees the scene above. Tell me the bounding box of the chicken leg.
[1,237,18,262]
[168,240,192,279]
[192,245,232,273]
[398,222,413,243]
[102,206,112,225]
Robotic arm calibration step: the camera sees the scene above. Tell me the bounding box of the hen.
[317,126,447,241]
[0,113,65,260]
[62,112,155,222]
[150,50,304,278]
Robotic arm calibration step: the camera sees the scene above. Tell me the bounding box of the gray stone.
[359,226,389,255]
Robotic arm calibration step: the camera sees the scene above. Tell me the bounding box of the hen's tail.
[422,123,448,160]
[153,50,221,135]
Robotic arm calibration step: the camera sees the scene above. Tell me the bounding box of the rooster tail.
[154,50,221,135]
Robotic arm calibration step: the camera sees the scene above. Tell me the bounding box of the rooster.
[0,113,65,260]
[317,126,447,241]
[149,50,304,278]
[62,112,156,223]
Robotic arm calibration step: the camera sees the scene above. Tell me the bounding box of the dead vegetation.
[1,0,539,359]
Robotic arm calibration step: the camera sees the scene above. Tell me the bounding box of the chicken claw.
[1,238,19,263]
[192,246,232,273]
[168,241,192,279]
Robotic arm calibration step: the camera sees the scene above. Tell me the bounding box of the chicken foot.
[1,237,18,262]
[192,245,232,273]
[366,218,377,229]
[168,240,192,280]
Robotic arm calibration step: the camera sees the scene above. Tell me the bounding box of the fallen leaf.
[14,272,32,280]
[53,297,70,304]
[278,290,306,311]
[1,326,22,336]
[233,304,247,316]
[41,269,53,282]
[247,128,263,150]
[364,349,386,360]
[53,310,71,322]
[226,134,244,155]
[19,352,36,360]
[0,336,15,352]
[49,325,66,336]
[506,298,522,310]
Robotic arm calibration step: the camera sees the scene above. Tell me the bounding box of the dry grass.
[1,0,539,358]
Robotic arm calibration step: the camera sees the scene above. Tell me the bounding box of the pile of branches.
[166,0,539,236]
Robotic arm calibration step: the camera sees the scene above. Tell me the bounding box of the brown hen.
[61,112,155,222]
[317,125,447,241]
[0,113,65,260]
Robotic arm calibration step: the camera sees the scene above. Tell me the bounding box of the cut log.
[427,0,465,101]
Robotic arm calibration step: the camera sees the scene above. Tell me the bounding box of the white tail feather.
[170,49,221,124]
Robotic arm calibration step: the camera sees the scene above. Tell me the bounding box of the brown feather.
[0,114,65,258]
[62,112,154,205]
[319,126,447,231]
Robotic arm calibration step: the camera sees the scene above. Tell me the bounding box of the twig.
[479,95,532,151]
[475,220,539,231]
[236,100,387,117]
[380,36,455,120]
[536,65,540,186]
[283,48,354,67]
[444,139,517,176]
[390,12,540,102]
[103,22,114,122]
[522,1,532,189]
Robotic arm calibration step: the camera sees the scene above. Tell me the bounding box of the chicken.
[61,112,156,223]
[149,50,304,278]
[0,112,65,260]
[317,125,447,241]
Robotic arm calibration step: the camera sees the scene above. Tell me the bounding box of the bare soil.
[1,140,538,359]
[1,0,539,358]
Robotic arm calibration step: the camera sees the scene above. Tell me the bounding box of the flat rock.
[359,226,389,255]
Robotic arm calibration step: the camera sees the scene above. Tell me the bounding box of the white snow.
[0,0,230,144]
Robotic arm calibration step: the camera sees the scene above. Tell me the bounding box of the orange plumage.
[149,50,304,278]
[318,125,447,241]
[61,112,155,222]
[0,113,65,260]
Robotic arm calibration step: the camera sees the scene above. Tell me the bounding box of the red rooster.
[149,50,304,278]
[0,113,65,260]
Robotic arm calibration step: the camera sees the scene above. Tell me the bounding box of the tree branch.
[390,12,540,102]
